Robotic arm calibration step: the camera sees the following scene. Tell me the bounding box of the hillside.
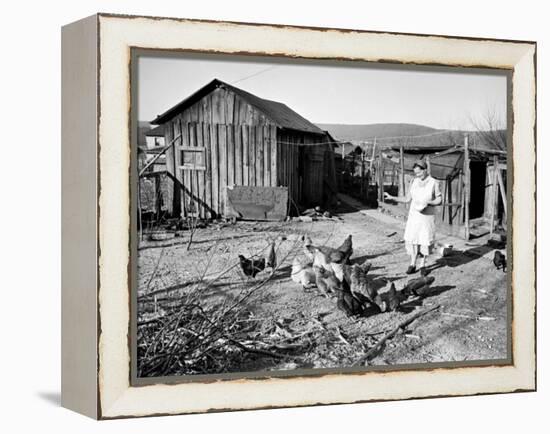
[316,123,439,142]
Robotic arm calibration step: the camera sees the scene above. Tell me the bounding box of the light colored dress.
[404,176,441,255]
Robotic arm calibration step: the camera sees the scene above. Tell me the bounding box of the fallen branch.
[353,304,441,366]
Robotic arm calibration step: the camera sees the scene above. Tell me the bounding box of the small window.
[179,147,206,170]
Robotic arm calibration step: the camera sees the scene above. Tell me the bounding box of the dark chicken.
[493,251,506,272]
[336,281,366,318]
[350,263,378,303]
[238,255,266,278]
[402,276,435,297]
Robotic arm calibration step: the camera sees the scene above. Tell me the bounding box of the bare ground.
[137,204,508,376]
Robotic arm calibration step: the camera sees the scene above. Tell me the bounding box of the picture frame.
[61,13,536,419]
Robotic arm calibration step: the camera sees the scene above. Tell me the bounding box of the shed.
[150,79,336,219]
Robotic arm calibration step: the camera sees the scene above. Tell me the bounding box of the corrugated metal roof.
[151,79,325,135]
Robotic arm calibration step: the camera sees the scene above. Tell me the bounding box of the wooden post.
[399,145,405,197]
[496,167,507,218]
[447,176,453,225]
[458,170,464,223]
[490,155,498,234]
[426,155,431,176]
[378,147,384,203]
[463,135,470,240]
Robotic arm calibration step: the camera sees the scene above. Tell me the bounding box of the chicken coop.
[148,78,337,220]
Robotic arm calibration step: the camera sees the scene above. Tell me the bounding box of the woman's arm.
[384,190,411,204]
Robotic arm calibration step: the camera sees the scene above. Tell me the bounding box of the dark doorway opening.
[469,161,487,219]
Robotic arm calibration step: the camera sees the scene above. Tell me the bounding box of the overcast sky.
[137,53,508,130]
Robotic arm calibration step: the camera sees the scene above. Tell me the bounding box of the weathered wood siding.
[164,121,278,218]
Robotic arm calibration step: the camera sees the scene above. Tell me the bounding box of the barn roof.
[151,79,325,135]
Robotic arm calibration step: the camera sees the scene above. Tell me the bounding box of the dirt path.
[137,204,508,375]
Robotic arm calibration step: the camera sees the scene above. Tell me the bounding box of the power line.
[231,66,278,85]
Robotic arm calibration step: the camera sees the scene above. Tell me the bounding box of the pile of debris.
[290,206,340,223]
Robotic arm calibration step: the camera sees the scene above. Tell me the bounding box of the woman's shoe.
[406,265,416,274]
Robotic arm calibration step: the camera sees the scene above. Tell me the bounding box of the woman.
[384,159,442,275]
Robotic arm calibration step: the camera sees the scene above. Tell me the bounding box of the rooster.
[291,258,316,289]
[402,276,435,297]
[493,251,506,272]
[336,234,353,264]
[238,255,266,278]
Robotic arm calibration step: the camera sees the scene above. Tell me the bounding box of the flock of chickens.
[238,234,437,319]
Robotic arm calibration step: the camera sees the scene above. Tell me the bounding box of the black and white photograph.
[133,52,510,380]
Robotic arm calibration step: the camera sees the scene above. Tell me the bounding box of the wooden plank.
[211,124,219,217]
[227,123,235,188]
[204,123,212,219]
[219,124,227,215]
[189,123,198,216]
[256,125,264,186]
[174,118,185,217]
[250,126,256,185]
[447,177,453,225]
[271,126,277,186]
[378,147,384,202]
[263,126,270,186]
[242,125,249,185]
[235,124,242,186]
[496,166,507,217]
[196,123,205,219]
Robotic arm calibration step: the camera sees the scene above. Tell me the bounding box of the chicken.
[291,258,316,288]
[302,235,314,262]
[238,255,266,278]
[336,234,353,264]
[350,263,378,303]
[402,276,435,297]
[336,281,367,318]
[313,265,342,296]
[385,282,401,311]
[343,260,372,285]
[266,242,277,269]
[493,251,506,272]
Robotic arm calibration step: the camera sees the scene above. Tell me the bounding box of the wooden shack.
[383,133,507,238]
[150,79,337,219]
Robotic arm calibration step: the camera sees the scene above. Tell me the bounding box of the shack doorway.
[469,161,487,219]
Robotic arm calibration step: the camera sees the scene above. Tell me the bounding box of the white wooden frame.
[61,13,536,419]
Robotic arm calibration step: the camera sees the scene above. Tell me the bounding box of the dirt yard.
[137,202,508,377]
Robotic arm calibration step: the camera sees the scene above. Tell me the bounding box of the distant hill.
[317,123,506,152]
[316,123,439,142]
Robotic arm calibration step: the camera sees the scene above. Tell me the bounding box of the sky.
[137,52,508,131]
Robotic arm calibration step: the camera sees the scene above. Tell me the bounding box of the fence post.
[463,135,470,240]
